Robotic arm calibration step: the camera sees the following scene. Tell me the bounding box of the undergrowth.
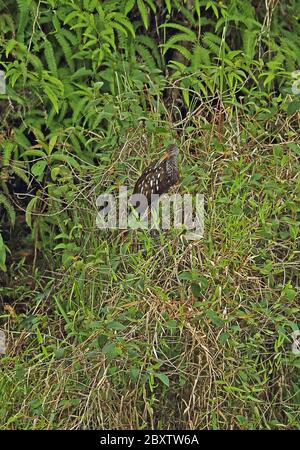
[0,0,300,430]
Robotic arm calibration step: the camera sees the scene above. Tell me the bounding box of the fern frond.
[1,142,14,167]
[124,0,135,16]
[55,33,75,72]
[137,0,149,30]
[136,43,156,68]
[61,29,78,46]
[109,13,135,37]
[243,29,258,61]
[16,0,31,42]
[27,53,43,73]
[191,44,211,70]
[169,45,192,61]
[11,165,30,185]
[161,33,196,55]
[281,35,300,64]
[203,32,228,56]
[136,35,162,67]
[0,13,15,35]
[44,39,58,76]
[159,23,196,39]
[0,193,16,225]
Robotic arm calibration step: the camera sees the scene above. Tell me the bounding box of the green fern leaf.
[27,53,43,74]
[161,33,196,55]
[55,33,75,72]
[61,29,78,46]
[124,0,135,15]
[137,35,162,67]
[191,44,211,69]
[145,0,156,13]
[137,0,148,30]
[1,142,14,166]
[136,43,156,67]
[16,0,31,42]
[160,23,196,39]
[0,193,16,225]
[112,13,135,37]
[169,44,192,61]
[165,0,171,14]
[11,165,30,185]
[44,39,58,76]
[44,84,59,113]
[243,29,257,61]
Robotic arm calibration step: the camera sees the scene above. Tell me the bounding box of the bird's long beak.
[159,151,169,163]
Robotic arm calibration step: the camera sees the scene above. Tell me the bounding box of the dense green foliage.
[0,0,300,429]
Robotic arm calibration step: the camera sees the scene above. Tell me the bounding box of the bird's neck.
[166,156,178,176]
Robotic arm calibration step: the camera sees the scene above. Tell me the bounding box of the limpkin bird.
[132,144,179,207]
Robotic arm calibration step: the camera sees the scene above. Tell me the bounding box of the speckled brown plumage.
[133,144,179,204]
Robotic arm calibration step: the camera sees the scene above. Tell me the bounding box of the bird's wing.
[133,159,159,194]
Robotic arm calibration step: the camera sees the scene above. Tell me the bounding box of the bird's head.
[160,144,179,162]
[167,143,179,157]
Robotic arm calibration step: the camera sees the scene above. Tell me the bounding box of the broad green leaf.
[48,135,58,155]
[107,321,126,331]
[102,342,122,360]
[155,373,169,387]
[21,149,47,158]
[49,153,80,169]
[31,160,47,178]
